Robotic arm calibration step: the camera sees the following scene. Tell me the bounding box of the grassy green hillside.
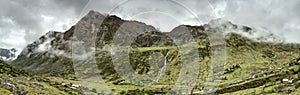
[0,60,84,95]
[115,32,300,94]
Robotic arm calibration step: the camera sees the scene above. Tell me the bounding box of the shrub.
[295,82,300,89]
[92,88,97,93]
[297,72,300,80]
[289,65,300,74]
[70,91,78,95]
[224,64,241,74]
[64,87,71,92]
[3,67,11,71]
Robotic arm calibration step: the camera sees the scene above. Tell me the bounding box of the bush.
[70,91,78,95]
[263,50,275,58]
[295,82,300,89]
[64,87,71,92]
[92,88,97,93]
[289,65,300,74]
[3,67,11,71]
[224,64,241,74]
[289,59,300,66]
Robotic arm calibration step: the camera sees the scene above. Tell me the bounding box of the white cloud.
[216,0,300,43]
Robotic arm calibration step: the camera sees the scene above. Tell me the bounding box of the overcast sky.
[1,0,300,55]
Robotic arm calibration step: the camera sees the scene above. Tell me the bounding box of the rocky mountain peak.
[86,10,106,19]
[0,48,17,61]
[207,18,236,29]
[19,31,64,57]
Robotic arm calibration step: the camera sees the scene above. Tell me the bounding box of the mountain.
[10,10,300,94]
[12,31,74,77]
[12,10,161,78]
[0,48,17,61]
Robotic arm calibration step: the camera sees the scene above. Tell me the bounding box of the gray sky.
[1,0,300,55]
